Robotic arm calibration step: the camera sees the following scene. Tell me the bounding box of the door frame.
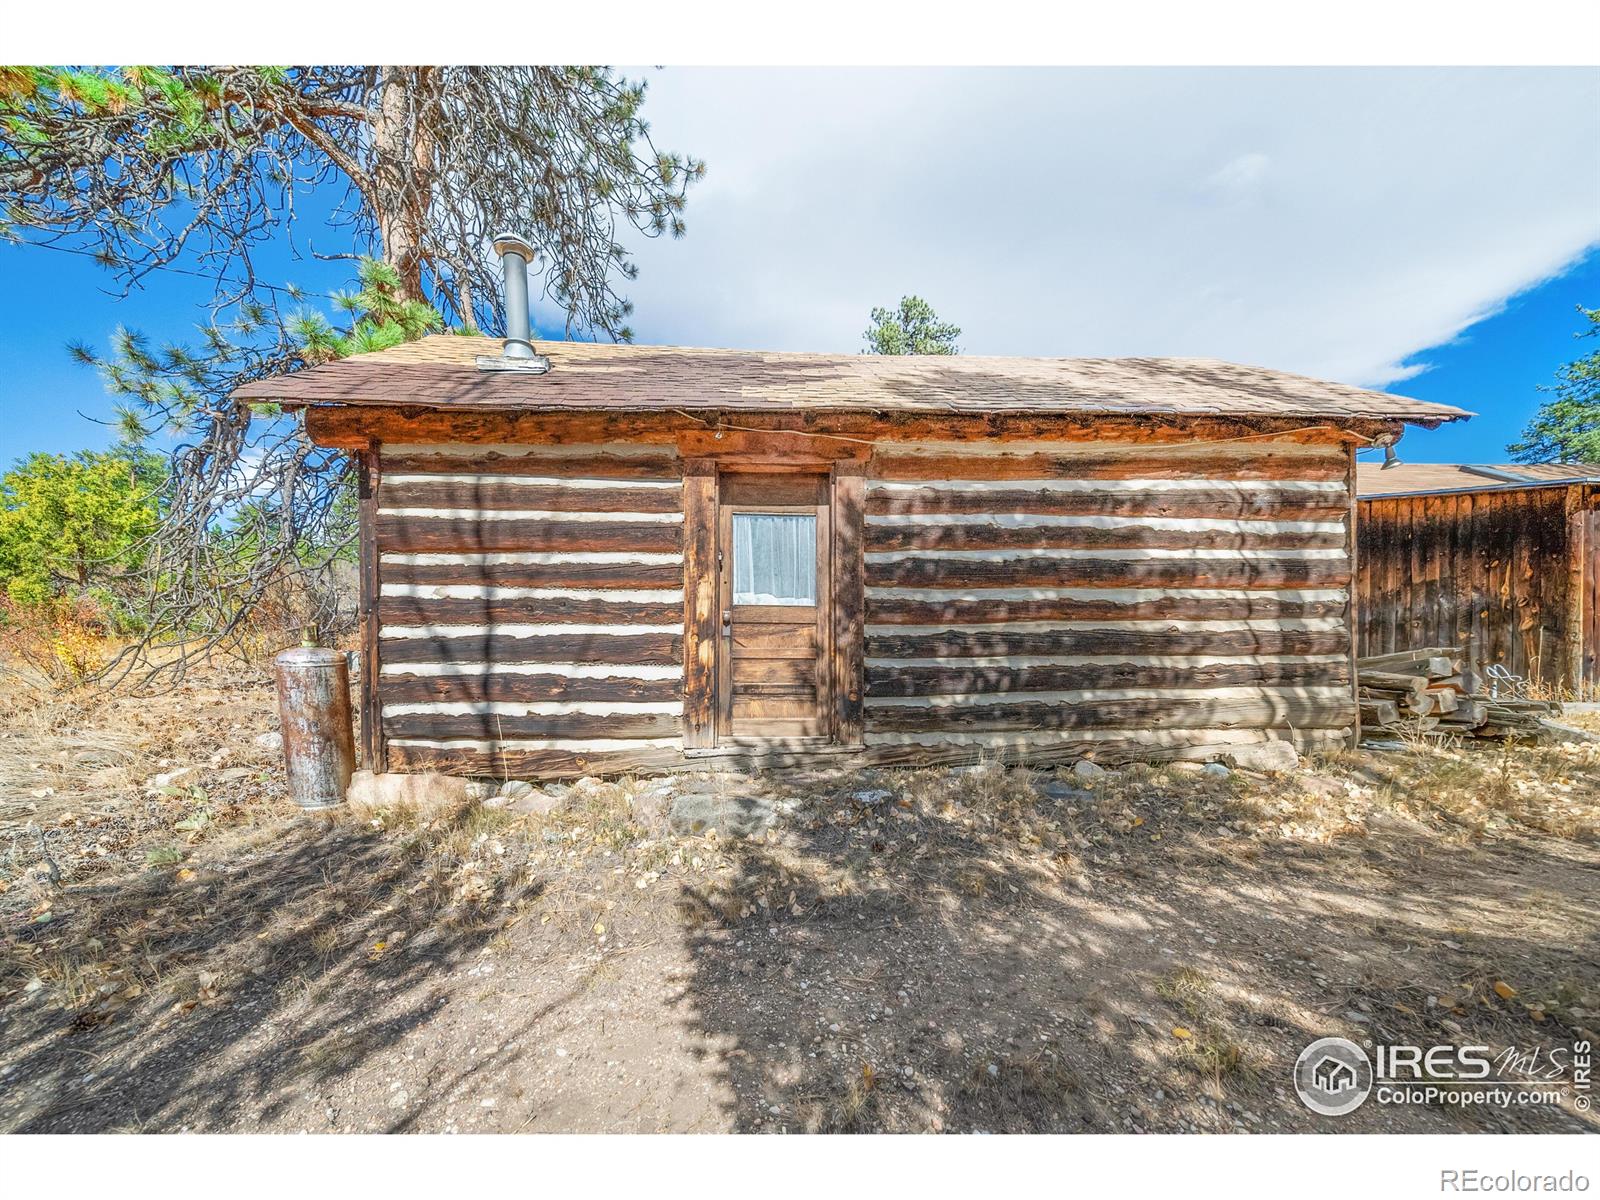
[714,471,833,744]
[678,433,867,753]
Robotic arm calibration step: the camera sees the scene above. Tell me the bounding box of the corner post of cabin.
[829,460,867,747]
[681,457,719,749]
[1564,482,1587,695]
[1345,441,1361,748]
[356,437,386,772]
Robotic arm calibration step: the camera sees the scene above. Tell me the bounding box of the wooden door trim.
[681,458,718,749]
[830,462,867,748]
[713,470,836,745]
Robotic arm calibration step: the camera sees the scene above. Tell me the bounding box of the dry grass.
[4,660,1598,1133]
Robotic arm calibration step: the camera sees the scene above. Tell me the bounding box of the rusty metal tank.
[273,633,356,810]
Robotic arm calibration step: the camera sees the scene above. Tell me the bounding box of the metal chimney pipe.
[479,232,549,373]
[492,232,537,358]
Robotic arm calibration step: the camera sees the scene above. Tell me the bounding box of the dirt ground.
[1,667,1597,1134]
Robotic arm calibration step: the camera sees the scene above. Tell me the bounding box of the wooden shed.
[1355,462,1600,697]
[235,337,1465,779]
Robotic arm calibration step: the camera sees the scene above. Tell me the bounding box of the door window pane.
[733,513,816,605]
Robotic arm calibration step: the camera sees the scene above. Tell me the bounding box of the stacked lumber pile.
[1356,648,1561,741]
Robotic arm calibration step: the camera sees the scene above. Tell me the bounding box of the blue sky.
[1,67,1596,467]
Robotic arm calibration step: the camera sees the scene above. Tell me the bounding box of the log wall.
[859,437,1356,766]
[357,418,1362,777]
[1355,483,1598,694]
[375,441,687,776]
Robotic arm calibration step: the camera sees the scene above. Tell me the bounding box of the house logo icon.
[1294,1037,1373,1116]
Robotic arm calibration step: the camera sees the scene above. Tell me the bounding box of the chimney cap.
[492,232,537,261]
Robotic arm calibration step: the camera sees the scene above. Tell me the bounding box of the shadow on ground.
[666,769,1599,1133]
[0,808,533,1132]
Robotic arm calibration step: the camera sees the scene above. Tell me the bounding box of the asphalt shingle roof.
[232,335,1471,425]
[1356,462,1600,497]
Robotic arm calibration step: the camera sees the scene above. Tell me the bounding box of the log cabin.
[233,240,1469,780]
[1355,461,1600,697]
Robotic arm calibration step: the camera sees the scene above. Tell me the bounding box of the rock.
[1072,760,1108,781]
[499,780,536,801]
[1222,741,1300,774]
[1536,719,1600,744]
[1200,763,1232,780]
[146,766,197,791]
[1038,780,1092,802]
[508,790,564,817]
[628,780,677,832]
[463,781,493,802]
[346,770,473,813]
[216,767,255,783]
[852,789,893,807]
[668,788,776,838]
[1297,773,1342,798]
[947,762,1000,779]
[482,796,508,809]
[254,731,284,752]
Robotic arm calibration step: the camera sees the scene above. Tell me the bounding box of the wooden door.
[716,473,832,742]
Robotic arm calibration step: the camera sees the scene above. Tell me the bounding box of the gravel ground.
[1,672,1597,1134]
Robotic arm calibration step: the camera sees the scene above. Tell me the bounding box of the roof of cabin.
[232,335,1471,425]
[1356,461,1600,498]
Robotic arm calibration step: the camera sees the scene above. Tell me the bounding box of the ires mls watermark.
[1292,1036,1593,1117]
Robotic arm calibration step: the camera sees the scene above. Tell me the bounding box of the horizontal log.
[1377,657,1462,680]
[379,479,682,513]
[383,726,1357,779]
[1359,670,1431,699]
[384,452,682,480]
[383,711,683,740]
[865,658,1350,697]
[857,728,1352,769]
[1358,699,1401,726]
[386,741,685,778]
[867,593,1348,624]
[870,449,1347,482]
[381,558,683,590]
[865,694,1355,733]
[1426,688,1461,714]
[379,595,682,626]
[865,523,1344,553]
[381,673,683,704]
[866,556,1350,590]
[1437,700,1489,725]
[310,406,1382,450]
[866,487,1348,522]
[1355,646,1462,670]
[376,517,682,555]
[867,628,1349,659]
[380,631,683,665]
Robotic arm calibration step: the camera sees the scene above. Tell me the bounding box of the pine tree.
[1508,307,1600,463]
[862,296,961,355]
[0,66,703,679]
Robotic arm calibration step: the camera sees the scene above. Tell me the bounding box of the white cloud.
[587,67,1599,390]
[1199,152,1272,207]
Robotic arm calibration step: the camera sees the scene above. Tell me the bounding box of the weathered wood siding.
[1355,483,1596,693]
[362,422,1361,777]
[374,442,687,776]
[859,438,1357,766]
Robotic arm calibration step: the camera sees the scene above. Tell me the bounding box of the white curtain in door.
[733,513,817,605]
